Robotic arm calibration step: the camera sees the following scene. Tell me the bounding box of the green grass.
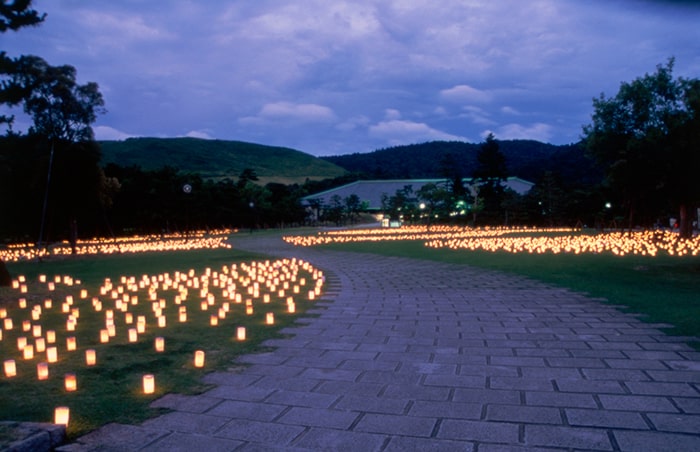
[0,247,323,440]
[322,240,700,346]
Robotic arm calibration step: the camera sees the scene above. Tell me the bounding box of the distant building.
[301,177,534,213]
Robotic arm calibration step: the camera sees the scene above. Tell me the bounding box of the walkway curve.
[63,234,700,451]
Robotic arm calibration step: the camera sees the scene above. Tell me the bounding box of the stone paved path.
[61,234,700,451]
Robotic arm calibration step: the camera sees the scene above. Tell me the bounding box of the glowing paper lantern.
[143,374,155,394]
[66,336,77,351]
[23,344,34,360]
[128,328,138,343]
[236,327,246,341]
[37,362,49,380]
[155,337,165,352]
[3,318,12,330]
[47,346,58,363]
[46,330,56,343]
[17,336,27,351]
[194,350,205,368]
[64,373,77,391]
[266,313,274,325]
[4,359,16,377]
[85,349,96,366]
[99,329,109,343]
[157,316,166,328]
[35,337,46,353]
[54,407,70,425]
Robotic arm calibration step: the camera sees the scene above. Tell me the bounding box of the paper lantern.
[22,320,31,331]
[19,298,27,308]
[64,373,77,391]
[39,274,47,283]
[143,374,155,394]
[288,302,296,313]
[46,330,56,343]
[209,315,218,326]
[3,359,16,377]
[107,324,116,337]
[157,316,166,328]
[155,337,165,352]
[3,318,12,330]
[128,328,138,343]
[17,336,27,351]
[236,327,246,341]
[23,344,34,360]
[47,346,58,363]
[263,294,270,304]
[35,337,46,353]
[37,362,49,380]
[99,329,109,343]
[125,313,134,324]
[266,313,275,325]
[194,350,205,368]
[54,407,70,425]
[178,309,187,323]
[66,336,77,351]
[85,349,96,366]
[44,299,52,308]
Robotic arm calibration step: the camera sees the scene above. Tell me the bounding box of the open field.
[0,246,325,439]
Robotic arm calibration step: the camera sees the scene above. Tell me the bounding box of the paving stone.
[141,411,229,434]
[524,425,613,450]
[614,430,700,452]
[383,435,475,451]
[354,412,438,436]
[408,400,482,419]
[215,419,305,445]
[565,408,649,429]
[292,427,387,451]
[143,432,244,451]
[149,393,222,413]
[205,400,286,421]
[486,404,562,424]
[277,406,360,429]
[334,394,409,414]
[647,412,700,433]
[625,381,700,397]
[265,389,340,408]
[437,419,520,443]
[525,391,598,408]
[598,394,679,412]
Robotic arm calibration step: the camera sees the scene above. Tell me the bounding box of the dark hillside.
[322,140,599,186]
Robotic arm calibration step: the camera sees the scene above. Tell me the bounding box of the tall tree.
[472,133,508,224]
[583,59,699,237]
[0,0,44,32]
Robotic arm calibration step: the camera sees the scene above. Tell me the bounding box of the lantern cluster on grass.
[284,226,700,257]
[0,229,236,263]
[0,256,324,427]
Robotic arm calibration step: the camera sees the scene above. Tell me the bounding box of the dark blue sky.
[3,0,699,155]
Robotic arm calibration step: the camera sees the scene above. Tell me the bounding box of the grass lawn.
[0,247,324,440]
[322,239,700,346]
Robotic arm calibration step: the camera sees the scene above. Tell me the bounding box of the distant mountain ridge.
[99,137,347,185]
[321,140,597,185]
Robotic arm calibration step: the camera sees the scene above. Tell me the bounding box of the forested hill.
[99,137,347,184]
[322,140,599,185]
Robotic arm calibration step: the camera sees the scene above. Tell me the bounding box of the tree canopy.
[583,59,700,237]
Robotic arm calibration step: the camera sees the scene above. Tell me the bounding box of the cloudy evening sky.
[2,0,700,156]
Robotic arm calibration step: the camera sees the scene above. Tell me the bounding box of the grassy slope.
[0,247,322,438]
[322,240,700,345]
[99,137,347,184]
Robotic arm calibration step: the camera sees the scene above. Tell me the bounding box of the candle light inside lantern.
[288,302,296,313]
[17,336,27,351]
[143,374,155,394]
[66,336,77,351]
[23,344,35,359]
[54,407,70,426]
[4,359,16,377]
[209,315,218,326]
[3,318,12,330]
[46,330,56,343]
[85,349,96,366]
[99,329,109,343]
[37,362,49,380]
[266,312,275,325]
[128,328,138,342]
[35,337,46,353]
[157,316,166,328]
[236,326,246,341]
[47,346,58,363]
[32,324,42,337]
[155,337,165,352]
[64,373,77,391]
[194,350,205,368]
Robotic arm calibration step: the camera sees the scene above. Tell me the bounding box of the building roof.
[302,177,534,210]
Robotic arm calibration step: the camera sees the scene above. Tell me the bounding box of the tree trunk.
[678,204,692,239]
[0,259,11,287]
